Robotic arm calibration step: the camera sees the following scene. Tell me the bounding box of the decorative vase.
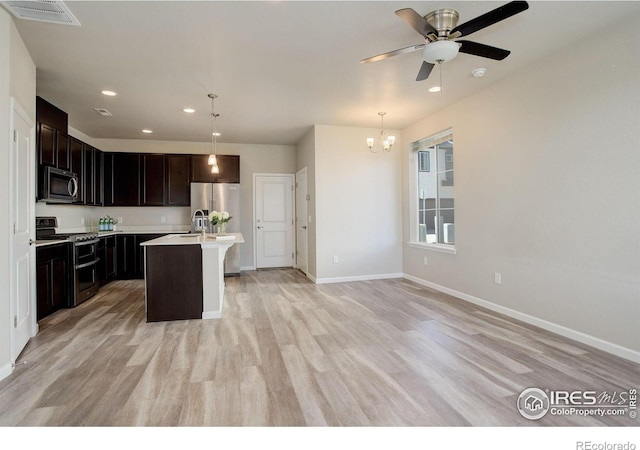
[218,222,226,235]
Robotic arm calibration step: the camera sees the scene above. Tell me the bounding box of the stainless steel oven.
[73,237,100,305]
[36,217,99,306]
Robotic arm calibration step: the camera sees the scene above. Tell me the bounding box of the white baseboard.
[240,266,256,271]
[202,311,221,320]
[307,273,317,283]
[0,362,13,383]
[403,273,640,364]
[315,273,404,285]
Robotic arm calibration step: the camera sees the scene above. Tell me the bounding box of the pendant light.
[367,112,395,153]
[207,93,220,174]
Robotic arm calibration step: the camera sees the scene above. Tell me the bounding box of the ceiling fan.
[361,1,529,81]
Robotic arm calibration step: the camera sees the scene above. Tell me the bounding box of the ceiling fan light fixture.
[422,40,460,64]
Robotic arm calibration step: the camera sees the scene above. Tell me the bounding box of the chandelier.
[367,112,395,153]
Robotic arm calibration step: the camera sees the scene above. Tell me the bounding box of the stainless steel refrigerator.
[190,183,241,276]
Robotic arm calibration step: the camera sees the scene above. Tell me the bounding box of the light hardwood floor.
[0,269,638,426]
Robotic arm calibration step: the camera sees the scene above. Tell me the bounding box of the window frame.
[408,128,456,254]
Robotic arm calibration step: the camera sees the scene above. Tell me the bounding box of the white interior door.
[10,99,36,363]
[295,168,308,274]
[255,174,294,268]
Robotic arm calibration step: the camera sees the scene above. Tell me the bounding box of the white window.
[411,129,455,249]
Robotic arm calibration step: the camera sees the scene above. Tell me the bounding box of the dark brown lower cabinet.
[36,243,71,321]
[145,245,203,322]
[116,233,166,280]
[98,236,116,286]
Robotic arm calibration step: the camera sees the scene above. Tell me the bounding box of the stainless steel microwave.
[39,166,78,203]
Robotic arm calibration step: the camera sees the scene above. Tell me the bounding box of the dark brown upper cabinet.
[190,154,216,183]
[36,97,70,200]
[104,152,141,206]
[190,154,239,183]
[56,133,70,171]
[69,137,85,204]
[84,146,102,206]
[38,123,56,167]
[141,154,166,206]
[215,155,240,183]
[166,154,190,206]
[36,97,68,169]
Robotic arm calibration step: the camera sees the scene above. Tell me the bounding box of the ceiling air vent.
[0,1,80,26]
[94,108,113,117]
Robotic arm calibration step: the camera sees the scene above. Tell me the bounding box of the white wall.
[402,13,640,359]
[295,126,316,277]
[0,9,36,379]
[314,124,403,282]
[37,138,296,269]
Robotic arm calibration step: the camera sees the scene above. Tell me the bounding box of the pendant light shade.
[207,93,220,173]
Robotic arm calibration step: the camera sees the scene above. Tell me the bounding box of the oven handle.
[75,259,100,270]
[75,238,100,246]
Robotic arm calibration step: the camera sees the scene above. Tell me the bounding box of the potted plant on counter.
[208,210,232,235]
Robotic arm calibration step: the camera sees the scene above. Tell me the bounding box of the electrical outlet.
[80,217,85,225]
[494,272,502,285]
[333,255,339,264]
[161,216,166,224]
[118,217,123,224]
[423,257,428,266]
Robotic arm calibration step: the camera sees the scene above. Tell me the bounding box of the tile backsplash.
[35,203,191,232]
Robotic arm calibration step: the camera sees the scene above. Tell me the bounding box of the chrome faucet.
[192,209,207,236]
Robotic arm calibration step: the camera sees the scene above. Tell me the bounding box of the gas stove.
[38,232,99,242]
[36,217,98,243]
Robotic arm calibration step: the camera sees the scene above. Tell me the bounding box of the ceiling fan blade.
[361,44,425,64]
[450,1,529,38]
[458,40,511,60]
[416,61,435,81]
[395,8,438,39]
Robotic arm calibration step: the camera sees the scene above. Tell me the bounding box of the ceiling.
[7,1,640,145]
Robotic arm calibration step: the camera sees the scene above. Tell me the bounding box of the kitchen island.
[140,233,244,322]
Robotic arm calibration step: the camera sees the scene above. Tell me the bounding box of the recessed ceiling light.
[142,129,153,134]
[183,108,196,113]
[472,68,487,78]
[428,86,441,93]
[212,132,221,137]
[101,90,117,96]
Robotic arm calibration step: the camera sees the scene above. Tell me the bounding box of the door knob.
[301,226,307,229]
[257,226,263,229]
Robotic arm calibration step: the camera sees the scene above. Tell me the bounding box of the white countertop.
[140,232,245,247]
[34,239,69,248]
[35,229,191,247]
